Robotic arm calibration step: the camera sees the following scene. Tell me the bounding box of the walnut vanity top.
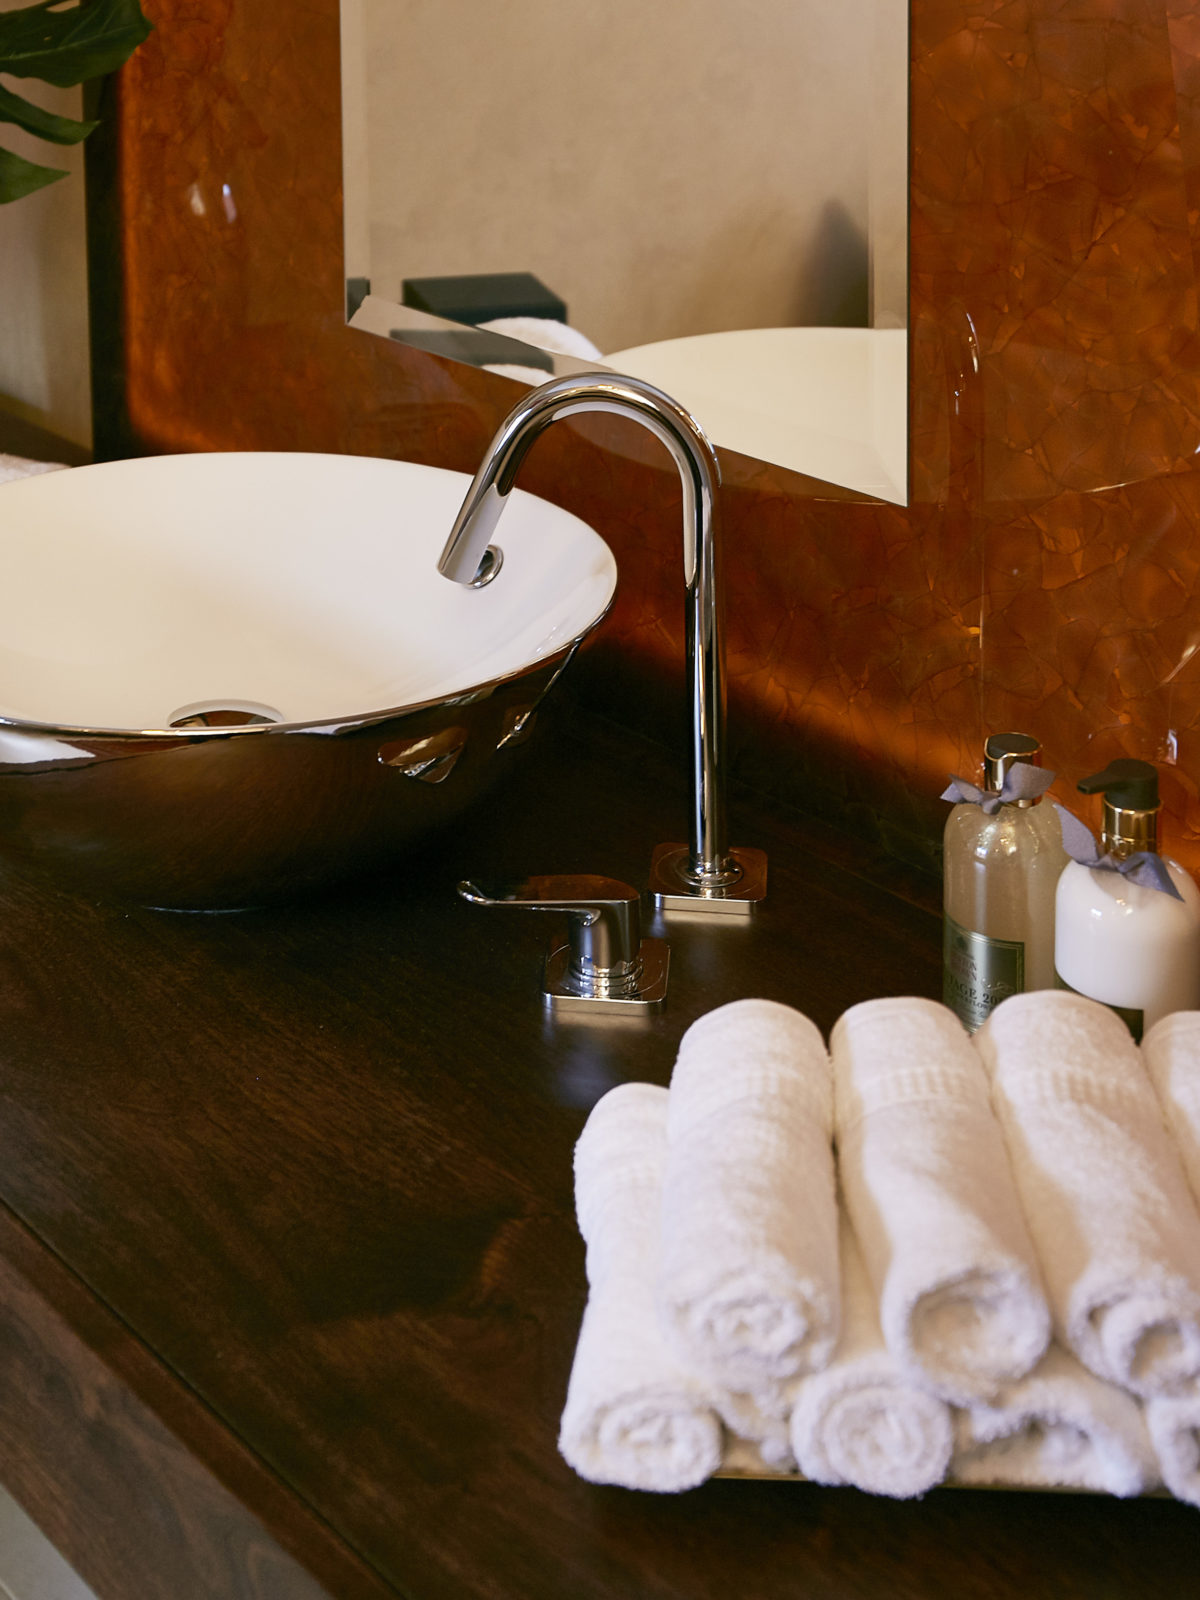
[0,714,1191,1600]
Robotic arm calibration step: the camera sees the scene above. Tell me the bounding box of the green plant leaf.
[0,0,153,88]
[0,81,96,143]
[0,144,66,203]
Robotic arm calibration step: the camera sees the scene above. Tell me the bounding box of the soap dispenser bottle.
[942,733,1067,1032]
[1054,759,1200,1040]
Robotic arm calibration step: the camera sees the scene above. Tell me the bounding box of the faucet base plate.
[542,938,670,1016]
[648,843,768,915]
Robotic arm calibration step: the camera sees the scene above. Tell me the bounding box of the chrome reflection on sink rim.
[0,614,610,910]
[0,604,608,744]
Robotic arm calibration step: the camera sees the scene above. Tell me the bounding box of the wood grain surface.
[0,708,1193,1597]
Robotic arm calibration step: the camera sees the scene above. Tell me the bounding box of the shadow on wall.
[802,200,869,329]
[675,199,869,338]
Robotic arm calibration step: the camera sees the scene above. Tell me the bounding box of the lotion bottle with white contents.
[942,732,1067,1032]
[1054,759,1200,1041]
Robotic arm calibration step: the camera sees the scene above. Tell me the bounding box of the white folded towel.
[558,1083,724,1492]
[831,997,1050,1404]
[975,990,1200,1398]
[658,999,840,1394]
[1143,1011,1200,1209]
[1145,1391,1200,1506]
[478,315,603,362]
[790,1215,954,1497]
[952,1343,1158,1496]
[479,315,604,383]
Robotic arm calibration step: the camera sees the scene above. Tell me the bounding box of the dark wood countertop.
[0,708,1193,1600]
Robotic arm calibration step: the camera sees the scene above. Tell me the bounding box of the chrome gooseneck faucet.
[438,371,766,913]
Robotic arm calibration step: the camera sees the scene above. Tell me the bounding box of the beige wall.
[870,0,908,329]
[0,18,91,452]
[358,0,903,356]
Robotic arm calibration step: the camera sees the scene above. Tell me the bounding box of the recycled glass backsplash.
[95,0,1200,876]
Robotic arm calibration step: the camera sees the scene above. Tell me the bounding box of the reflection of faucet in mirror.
[438,372,768,914]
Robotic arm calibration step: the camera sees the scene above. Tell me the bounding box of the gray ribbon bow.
[941,763,1056,815]
[1054,804,1183,900]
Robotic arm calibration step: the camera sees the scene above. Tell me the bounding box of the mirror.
[341,1,909,504]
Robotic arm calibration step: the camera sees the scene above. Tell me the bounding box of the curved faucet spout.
[438,372,719,590]
[438,371,766,912]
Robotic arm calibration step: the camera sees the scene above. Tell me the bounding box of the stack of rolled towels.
[559,990,1200,1503]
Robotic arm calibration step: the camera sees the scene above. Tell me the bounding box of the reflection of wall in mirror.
[868,0,907,329]
[355,0,906,356]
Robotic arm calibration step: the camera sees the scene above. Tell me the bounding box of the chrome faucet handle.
[457,874,668,1015]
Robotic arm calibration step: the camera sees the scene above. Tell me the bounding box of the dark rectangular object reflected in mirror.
[401,272,568,326]
[346,276,371,320]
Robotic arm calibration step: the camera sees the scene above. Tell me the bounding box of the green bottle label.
[1054,972,1145,1042]
[943,914,1025,1032]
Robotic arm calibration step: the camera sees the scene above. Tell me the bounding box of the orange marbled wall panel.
[99,0,1200,875]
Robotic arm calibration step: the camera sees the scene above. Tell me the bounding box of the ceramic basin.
[0,452,616,907]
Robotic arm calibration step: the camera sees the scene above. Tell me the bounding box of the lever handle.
[457,874,668,1014]
[458,875,640,976]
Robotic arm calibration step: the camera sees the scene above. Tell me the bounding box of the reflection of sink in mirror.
[0,452,616,908]
[603,329,907,505]
[341,0,910,495]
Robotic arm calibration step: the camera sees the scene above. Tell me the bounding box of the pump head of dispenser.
[984,733,1043,806]
[1077,759,1160,859]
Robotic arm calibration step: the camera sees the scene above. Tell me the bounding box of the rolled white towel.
[1145,1391,1200,1506]
[659,999,840,1395]
[712,1385,795,1473]
[721,1433,786,1475]
[790,1215,954,1497]
[831,997,1050,1404]
[558,1083,723,1491]
[975,990,1200,1398]
[952,1343,1158,1496]
[1143,1011,1200,1210]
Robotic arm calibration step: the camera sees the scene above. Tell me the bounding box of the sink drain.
[168,700,283,729]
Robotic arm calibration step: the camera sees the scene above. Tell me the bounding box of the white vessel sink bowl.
[0,452,616,907]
